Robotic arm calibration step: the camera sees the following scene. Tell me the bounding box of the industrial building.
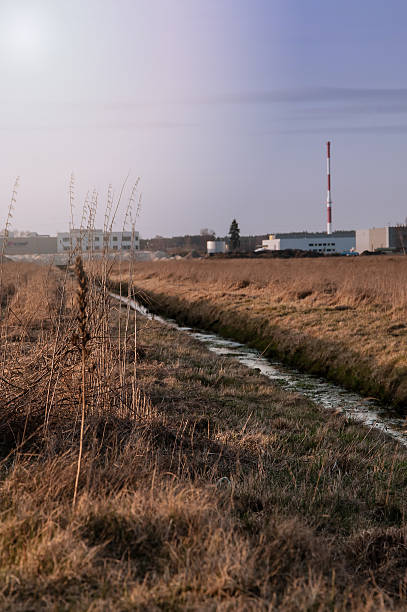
[57,229,140,253]
[0,233,57,255]
[356,227,407,253]
[262,231,356,254]
[260,142,357,254]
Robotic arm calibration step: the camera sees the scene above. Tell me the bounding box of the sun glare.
[4,15,46,63]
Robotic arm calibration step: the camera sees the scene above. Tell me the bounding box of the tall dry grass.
[117,256,407,311]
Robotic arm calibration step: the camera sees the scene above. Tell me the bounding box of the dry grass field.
[112,256,407,408]
[2,259,407,609]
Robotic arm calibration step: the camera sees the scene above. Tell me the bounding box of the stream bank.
[110,280,407,413]
[111,292,407,448]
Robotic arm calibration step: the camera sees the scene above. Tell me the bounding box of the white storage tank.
[207,240,227,255]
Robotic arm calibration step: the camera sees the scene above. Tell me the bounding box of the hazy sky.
[1,0,407,237]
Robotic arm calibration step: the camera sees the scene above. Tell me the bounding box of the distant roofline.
[271,230,355,239]
[357,226,407,232]
[56,229,138,234]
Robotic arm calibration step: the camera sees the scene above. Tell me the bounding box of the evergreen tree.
[229,219,240,251]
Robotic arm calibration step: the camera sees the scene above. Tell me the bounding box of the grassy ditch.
[110,257,407,410]
[1,260,407,608]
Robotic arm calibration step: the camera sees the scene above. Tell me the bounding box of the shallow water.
[111,293,407,448]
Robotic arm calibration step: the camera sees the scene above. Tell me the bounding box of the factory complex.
[256,227,407,256]
[258,142,358,255]
[253,142,407,256]
[3,144,407,258]
[3,225,407,259]
[261,231,355,254]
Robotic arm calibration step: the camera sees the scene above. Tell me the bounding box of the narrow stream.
[112,293,407,448]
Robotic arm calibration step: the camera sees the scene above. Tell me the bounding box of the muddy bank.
[110,280,407,411]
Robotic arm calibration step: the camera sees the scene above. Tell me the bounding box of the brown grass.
[111,256,407,407]
[114,256,407,308]
[1,259,407,609]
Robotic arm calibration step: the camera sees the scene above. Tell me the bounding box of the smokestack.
[326,141,332,235]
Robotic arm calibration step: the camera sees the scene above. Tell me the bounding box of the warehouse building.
[262,231,356,254]
[0,233,57,255]
[356,227,407,252]
[57,229,140,253]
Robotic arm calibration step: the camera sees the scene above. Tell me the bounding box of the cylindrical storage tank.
[207,240,227,255]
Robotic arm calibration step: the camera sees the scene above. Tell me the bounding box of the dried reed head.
[73,255,90,350]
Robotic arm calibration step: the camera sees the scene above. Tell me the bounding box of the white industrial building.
[57,229,140,254]
[262,231,356,254]
[356,227,407,252]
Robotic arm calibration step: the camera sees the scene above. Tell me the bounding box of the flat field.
[112,256,407,408]
[1,260,407,609]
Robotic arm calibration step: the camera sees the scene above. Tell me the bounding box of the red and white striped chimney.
[326,141,332,235]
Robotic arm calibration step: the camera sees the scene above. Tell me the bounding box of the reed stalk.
[72,255,90,508]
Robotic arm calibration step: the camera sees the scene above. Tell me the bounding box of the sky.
[1,0,407,237]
